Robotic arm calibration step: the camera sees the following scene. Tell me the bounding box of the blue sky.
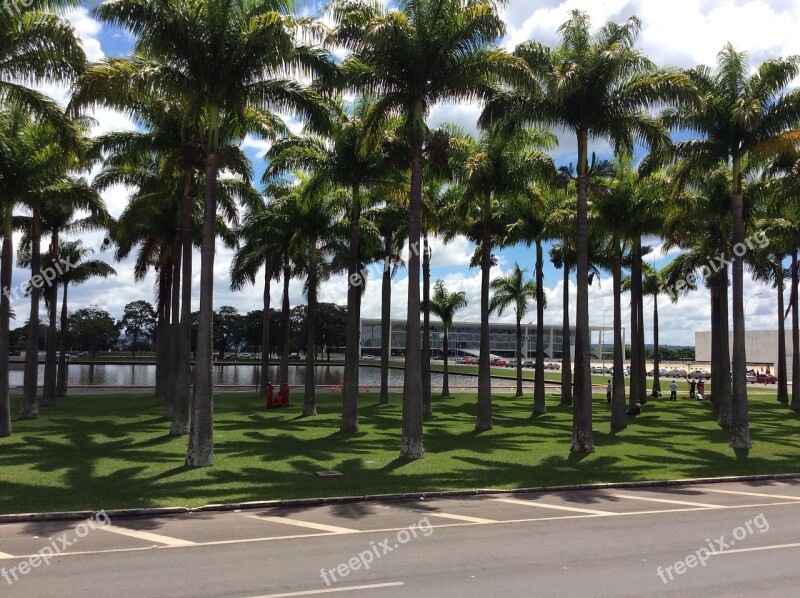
[14,0,800,346]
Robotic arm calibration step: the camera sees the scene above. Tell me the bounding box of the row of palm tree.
[3,1,800,465]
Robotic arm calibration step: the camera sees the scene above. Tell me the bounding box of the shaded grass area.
[0,390,797,515]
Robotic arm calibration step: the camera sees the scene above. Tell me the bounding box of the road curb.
[2,472,798,524]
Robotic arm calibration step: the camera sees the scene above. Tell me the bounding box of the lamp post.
[744,291,763,320]
[601,306,612,371]
[525,320,533,359]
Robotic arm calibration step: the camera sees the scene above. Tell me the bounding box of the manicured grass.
[0,390,796,516]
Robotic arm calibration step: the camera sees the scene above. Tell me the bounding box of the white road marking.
[373,504,495,524]
[420,512,496,524]
[247,582,405,597]
[713,542,800,556]
[609,493,723,508]
[490,497,613,515]
[246,515,357,534]
[99,525,196,547]
[0,550,14,558]
[2,499,798,561]
[700,488,800,501]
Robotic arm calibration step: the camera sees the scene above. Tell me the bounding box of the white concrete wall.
[695,329,793,374]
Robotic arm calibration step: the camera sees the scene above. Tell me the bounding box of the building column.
[548,326,554,359]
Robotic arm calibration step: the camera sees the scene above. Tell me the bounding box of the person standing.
[689,378,697,399]
[606,380,612,404]
[670,380,678,401]
[697,379,705,401]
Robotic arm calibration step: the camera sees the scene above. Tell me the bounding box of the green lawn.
[0,390,796,516]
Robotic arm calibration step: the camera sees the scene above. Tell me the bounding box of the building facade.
[361,318,618,359]
[695,330,792,373]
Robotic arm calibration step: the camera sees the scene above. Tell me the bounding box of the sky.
[12,0,800,347]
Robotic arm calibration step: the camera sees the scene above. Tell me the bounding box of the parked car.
[522,361,535,368]
[289,352,300,359]
[238,353,253,359]
[456,357,467,364]
[745,372,757,383]
[688,369,711,380]
[591,366,603,374]
[463,357,474,365]
[544,363,560,370]
[363,354,375,361]
[756,373,777,384]
[490,358,508,367]
[506,359,517,368]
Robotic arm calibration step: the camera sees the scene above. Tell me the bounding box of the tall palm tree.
[53,240,116,397]
[429,280,467,397]
[331,0,519,456]
[647,44,800,448]
[489,264,540,398]
[445,126,553,428]
[17,184,108,407]
[265,97,398,432]
[482,10,694,453]
[368,201,407,405]
[90,0,331,467]
[280,178,346,416]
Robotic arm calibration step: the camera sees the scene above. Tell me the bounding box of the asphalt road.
[2,480,799,597]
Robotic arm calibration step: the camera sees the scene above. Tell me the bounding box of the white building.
[361,318,618,360]
[695,330,792,373]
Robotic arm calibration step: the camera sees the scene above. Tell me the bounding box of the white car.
[746,372,757,383]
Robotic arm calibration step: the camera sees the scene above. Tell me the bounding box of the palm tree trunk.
[165,234,182,420]
[533,239,546,415]
[155,270,169,406]
[0,205,13,437]
[776,263,788,404]
[379,232,391,405]
[258,267,271,396]
[400,134,424,458]
[560,264,572,406]
[280,264,291,388]
[571,129,593,453]
[629,241,641,408]
[20,208,42,420]
[57,282,69,398]
[421,236,432,418]
[172,169,194,435]
[611,251,626,430]
[303,252,318,417]
[476,195,493,432]
[636,253,647,405]
[791,251,800,412]
[442,327,450,397]
[717,262,733,428]
[342,182,361,433]
[729,191,751,448]
[42,231,59,406]
[515,315,523,397]
[709,276,721,415]
[185,151,218,468]
[651,292,661,398]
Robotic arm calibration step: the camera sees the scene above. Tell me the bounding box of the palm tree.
[489,264,540,398]
[647,44,800,448]
[445,126,553,428]
[331,0,518,456]
[90,0,331,467]
[482,10,694,453]
[1,4,86,135]
[429,280,467,397]
[265,97,398,432]
[281,178,345,416]
[368,201,407,405]
[53,240,116,397]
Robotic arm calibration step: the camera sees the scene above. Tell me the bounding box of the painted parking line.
[609,493,723,509]
[99,525,197,547]
[0,550,14,558]
[713,542,800,556]
[490,497,613,515]
[248,581,405,597]
[245,515,357,534]
[373,504,496,524]
[699,488,800,501]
